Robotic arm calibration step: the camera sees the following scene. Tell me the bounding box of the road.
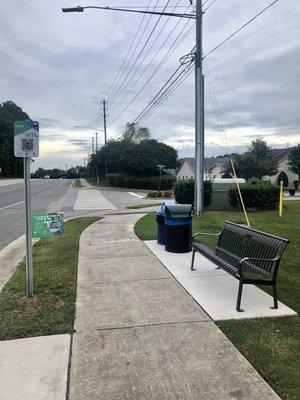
[0,179,161,251]
[0,179,78,250]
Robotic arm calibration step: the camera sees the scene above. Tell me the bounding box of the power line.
[108,22,196,125]
[108,0,159,104]
[132,59,194,124]
[109,0,280,132]
[203,0,218,12]
[108,0,173,107]
[203,0,279,59]
[137,63,194,124]
[133,0,280,124]
[108,2,192,117]
[106,0,153,100]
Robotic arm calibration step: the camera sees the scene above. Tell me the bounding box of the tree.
[231,139,278,181]
[288,144,300,179]
[91,137,177,177]
[0,101,30,177]
[122,122,151,143]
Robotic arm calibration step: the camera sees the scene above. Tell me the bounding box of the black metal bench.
[191,221,289,312]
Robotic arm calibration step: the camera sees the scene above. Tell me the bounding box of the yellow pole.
[230,159,251,227]
[279,180,283,217]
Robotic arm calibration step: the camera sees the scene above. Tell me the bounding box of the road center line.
[0,201,24,212]
[128,192,144,199]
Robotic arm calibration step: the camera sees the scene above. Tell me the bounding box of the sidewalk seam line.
[77,277,173,286]
[74,319,212,334]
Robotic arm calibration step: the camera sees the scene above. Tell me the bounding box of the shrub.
[106,173,176,190]
[147,190,173,198]
[289,189,296,196]
[228,183,280,210]
[173,180,212,207]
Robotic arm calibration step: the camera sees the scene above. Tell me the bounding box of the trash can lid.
[165,204,192,218]
[157,200,176,216]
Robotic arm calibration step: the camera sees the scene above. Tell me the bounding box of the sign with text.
[14,120,39,158]
[32,213,64,238]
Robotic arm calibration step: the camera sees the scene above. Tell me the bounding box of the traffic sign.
[14,120,39,158]
[32,213,64,238]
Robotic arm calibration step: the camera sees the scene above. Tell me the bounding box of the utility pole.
[102,99,108,179]
[103,99,107,145]
[195,0,204,216]
[95,132,98,151]
[92,137,95,154]
[63,4,202,199]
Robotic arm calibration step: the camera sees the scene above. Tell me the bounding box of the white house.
[177,156,231,181]
[262,151,298,188]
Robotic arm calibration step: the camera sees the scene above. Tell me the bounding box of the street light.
[63,2,204,215]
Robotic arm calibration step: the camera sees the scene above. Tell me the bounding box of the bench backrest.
[217,221,289,274]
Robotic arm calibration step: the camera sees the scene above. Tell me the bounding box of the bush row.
[228,183,280,210]
[147,190,173,198]
[106,173,176,190]
[174,181,280,210]
[173,180,212,207]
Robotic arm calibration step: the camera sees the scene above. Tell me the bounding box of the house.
[262,148,298,188]
[177,148,299,188]
[177,156,231,181]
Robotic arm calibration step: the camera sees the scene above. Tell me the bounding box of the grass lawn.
[0,217,99,341]
[135,202,300,400]
[127,203,162,209]
[74,178,82,187]
[85,177,111,187]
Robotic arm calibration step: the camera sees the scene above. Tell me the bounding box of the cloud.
[0,0,299,167]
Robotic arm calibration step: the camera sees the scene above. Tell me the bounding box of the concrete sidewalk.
[69,213,281,399]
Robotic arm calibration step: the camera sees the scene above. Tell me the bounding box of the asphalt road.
[0,179,76,250]
[0,179,162,251]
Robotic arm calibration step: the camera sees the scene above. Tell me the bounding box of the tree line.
[0,101,29,177]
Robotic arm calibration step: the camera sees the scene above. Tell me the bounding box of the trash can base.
[165,247,192,253]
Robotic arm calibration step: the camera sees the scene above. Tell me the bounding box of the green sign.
[32,213,64,238]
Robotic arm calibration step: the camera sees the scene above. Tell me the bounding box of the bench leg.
[191,248,196,271]
[270,283,278,309]
[236,281,244,312]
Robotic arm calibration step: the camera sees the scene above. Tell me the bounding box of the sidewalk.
[69,213,281,399]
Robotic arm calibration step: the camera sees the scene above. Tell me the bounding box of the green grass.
[73,178,82,187]
[0,217,99,341]
[127,203,162,209]
[135,202,300,400]
[86,177,111,187]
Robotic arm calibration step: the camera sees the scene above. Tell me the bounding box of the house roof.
[180,148,294,174]
[183,156,230,173]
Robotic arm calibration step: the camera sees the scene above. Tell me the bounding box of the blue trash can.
[156,201,175,245]
[164,204,192,253]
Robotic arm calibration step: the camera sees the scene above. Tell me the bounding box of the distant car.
[44,175,50,179]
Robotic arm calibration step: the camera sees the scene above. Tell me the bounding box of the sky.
[0,0,299,170]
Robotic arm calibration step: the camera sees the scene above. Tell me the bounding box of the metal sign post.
[24,157,33,296]
[14,120,39,297]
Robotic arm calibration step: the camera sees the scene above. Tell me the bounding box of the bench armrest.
[238,257,280,275]
[193,231,222,241]
[239,256,279,266]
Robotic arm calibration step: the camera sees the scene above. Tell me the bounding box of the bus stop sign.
[14,120,39,158]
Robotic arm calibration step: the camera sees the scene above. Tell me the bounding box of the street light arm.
[62,5,196,19]
[62,6,84,12]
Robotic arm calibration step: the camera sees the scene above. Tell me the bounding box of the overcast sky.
[1,0,299,170]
